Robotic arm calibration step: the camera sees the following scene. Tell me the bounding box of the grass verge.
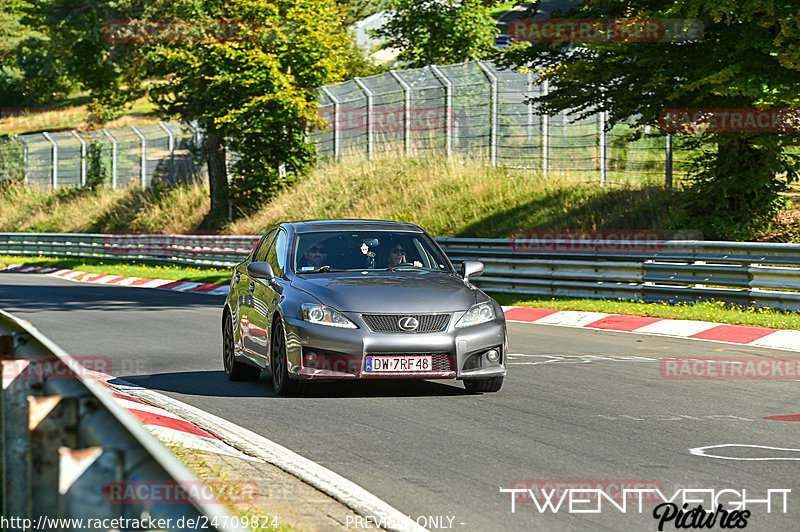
[492,293,800,330]
[166,444,296,532]
[229,157,680,237]
[0,181,209,233]
[0,255,230,285]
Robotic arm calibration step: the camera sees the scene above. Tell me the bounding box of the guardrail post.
[42,132,58,190]
[389,70,412,157]
[476,61,498,167]
[102,129,118,189]
[353,78,374,160]
[319,87,340,160]
[429,65,453,160]
[158,121,176,182]
[130,126,147,188]
[665,133,673,190]
[29,395,79,519]
[13,135,29,184]
[72,131,88,187]
[1,338,37,519]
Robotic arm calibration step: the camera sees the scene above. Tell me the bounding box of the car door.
[237,229,276,356]
[245,229,287,361]
[253,228,288,366]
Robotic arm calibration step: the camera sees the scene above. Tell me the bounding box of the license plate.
[365,355,433,372]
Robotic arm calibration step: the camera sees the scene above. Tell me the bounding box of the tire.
[222,310,261,381]
[270,319,300,395]
[463,376,504,393]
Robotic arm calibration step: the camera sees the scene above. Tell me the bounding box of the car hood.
[291,271,479,313]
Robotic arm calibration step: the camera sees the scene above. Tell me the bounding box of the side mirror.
[461,260,484,280]
[248,261,275,282]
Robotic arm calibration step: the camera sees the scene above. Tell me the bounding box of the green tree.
[376,0,500,68]
[0,0,75,105]
[503,0,800,240]
[148,0,353,218]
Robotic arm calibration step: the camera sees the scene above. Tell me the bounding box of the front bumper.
[283,312,507,381]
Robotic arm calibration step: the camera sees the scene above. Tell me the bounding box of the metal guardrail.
[1,233,800,310]
[0,309,245,531]
[0,233,259,268]
[438,238,800,311]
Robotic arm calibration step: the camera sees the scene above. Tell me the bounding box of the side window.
[267,230,288,277]
[254,229,277,263]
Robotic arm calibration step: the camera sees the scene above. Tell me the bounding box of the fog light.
[304,351,318,367]
[485,349,500,363]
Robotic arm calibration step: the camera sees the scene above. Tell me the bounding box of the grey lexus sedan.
[222,220,507,395]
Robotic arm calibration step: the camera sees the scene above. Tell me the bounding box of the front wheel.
[463,376,504,393]
[270,319,300,395]
[222,312,261,381]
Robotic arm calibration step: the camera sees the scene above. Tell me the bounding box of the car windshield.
[292,231,452,273]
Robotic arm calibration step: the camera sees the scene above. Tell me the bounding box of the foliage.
[0,137,24,183]
[149,0,354,216]
[502,0,800,240]
[375,0,500,67]
[85,139,107,189]
[0,0,75,105]
[337,0,393,26]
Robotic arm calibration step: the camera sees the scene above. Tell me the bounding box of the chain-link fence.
[0,121,205,190]
[310,60,694,187]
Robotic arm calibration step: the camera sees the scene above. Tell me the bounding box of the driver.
[298,240,328,270]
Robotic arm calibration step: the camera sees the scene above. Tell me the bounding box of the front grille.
[362,313,451,333]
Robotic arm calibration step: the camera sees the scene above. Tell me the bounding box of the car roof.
[288,220,424,234]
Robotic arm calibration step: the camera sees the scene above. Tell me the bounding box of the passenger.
[379,240,422,268]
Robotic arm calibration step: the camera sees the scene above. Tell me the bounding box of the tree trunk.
[205,132,228,216]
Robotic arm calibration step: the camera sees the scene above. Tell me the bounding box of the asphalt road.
[2,272,800,531]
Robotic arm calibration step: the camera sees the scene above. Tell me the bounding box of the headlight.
[455,302,495,328]
[300,303,357,328]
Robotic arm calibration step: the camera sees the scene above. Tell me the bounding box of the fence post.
[599,111,607,186]
[319,86,340,160]
[389,70,412,157]
[13,135,28,184]
[102,129,118,189]
[71,131,87,187]
[476,61,498,168]
[41,132,58,190]
[665,133,673,190]
[429,65,453,160]
[353,77,374,160]
[130,126,146,188]
[542,79,549,178]
[526,71,534,142]
[158,121,175,182]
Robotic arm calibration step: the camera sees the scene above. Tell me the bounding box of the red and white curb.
[1,264,229,295]
[90,374,259,462]
[100,375,427,532]
[503,306,800,352]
